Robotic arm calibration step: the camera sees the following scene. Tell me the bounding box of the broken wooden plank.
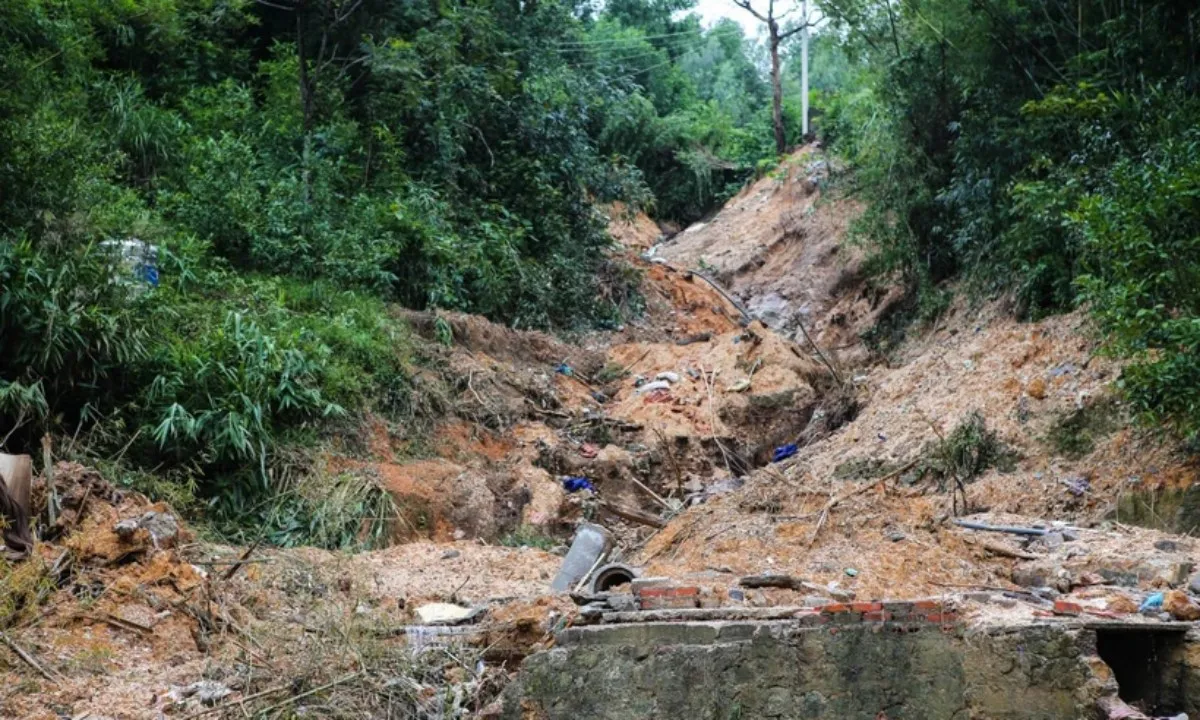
[598,500,665,529]
[1,631,60,683]
[738,574,806,590]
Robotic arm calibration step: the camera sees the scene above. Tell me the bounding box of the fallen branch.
[1,631,60,683]
[179,683,291,719]
[690,271,751,322]
[629,476,674,512]
[598,499,665,529]
[738,574,805,590]
[92,613,153,635]
[808,459,919,548]
[222,538,263,581]
[254,672,361,716]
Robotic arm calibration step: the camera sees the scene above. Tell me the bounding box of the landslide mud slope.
[6,147,1200,719]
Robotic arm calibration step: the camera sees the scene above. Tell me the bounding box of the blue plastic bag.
[1139,592,1164,613]
[772,444,798,463]
[562,477,595,493]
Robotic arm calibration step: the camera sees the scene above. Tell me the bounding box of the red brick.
[913,600,941,612]
[1053,600,1082,616]
[851,602,883,613]
[637,585,700,599]
[639,596,699,610]
[821,603,850,614]
[864,610,887,622]
[923,612,958,624]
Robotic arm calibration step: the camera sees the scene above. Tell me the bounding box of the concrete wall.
[502,621,1109,720]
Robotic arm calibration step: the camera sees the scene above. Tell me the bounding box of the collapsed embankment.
[6,146,1200,719]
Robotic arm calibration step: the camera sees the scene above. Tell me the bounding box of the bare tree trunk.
[769,26,786,155]
[800,0,809,138]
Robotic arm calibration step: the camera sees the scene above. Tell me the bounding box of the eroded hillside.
[4,147,1199,720]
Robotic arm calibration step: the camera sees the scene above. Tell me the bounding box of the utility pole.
[733,0,813,154]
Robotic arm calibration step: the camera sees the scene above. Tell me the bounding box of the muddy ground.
[3,147,1199,719]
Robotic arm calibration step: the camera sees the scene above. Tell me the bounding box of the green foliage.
[923,411,1015,488]
[1047,397,1123,460]
[823,0,1200,443]
[499,525,559,551]
[0,0,798,543]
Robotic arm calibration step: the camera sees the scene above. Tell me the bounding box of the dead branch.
[222,537,264,581]
[807,459,919,547]
[598,499,665,529]
[1,632,61,683]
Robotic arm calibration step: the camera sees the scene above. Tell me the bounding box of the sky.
[692,0,763,36]
[689,0,820,40]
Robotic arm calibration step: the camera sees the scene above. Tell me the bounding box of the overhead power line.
[554,28,703,47]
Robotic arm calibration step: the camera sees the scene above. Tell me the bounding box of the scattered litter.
[562,477,595,493]
[643,389,673,404]
[1061,476,1090,496]
[844,568,859,578]
[1139,592,1164,613]
[551,523,612,593]
[168,680,232,707]
[113,510,180,548]
[655,371,681,384]
[727,378,752,393]
[953,519,1049,537]
[579,443,599,459]
[555,362,573,376]
[771,444,798,463]
[414,603,477,625]
[1049,362,1077,377]
[635,380,671,394]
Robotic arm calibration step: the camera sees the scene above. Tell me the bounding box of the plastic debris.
[1139,592,1165,613]
[655,371,681,384]
[771,444,798,463]
[555,362,573,376]
[562,477,596,493]
[414,602,476,625]
[551,523,612,592]
[728,378,752,393]
[636,380,671,394]
[1062,476,1090,496]
[643,389,672,404]
[844,568,859,578]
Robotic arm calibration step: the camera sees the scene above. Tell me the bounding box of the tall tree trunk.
[296,9,314,207]
[769,26,786,155]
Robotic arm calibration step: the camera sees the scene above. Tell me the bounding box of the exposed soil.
[6,146,1200,718]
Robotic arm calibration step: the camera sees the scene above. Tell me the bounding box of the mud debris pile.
[4,146,1200,719]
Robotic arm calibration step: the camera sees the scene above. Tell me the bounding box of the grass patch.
[594,362,629,384]
[498,525,558,551]
[1047,396,1123,460]
[833,457,897,482]
[923,411,1016,488]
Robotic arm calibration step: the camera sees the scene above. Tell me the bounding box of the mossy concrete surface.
[502,621,1112,720]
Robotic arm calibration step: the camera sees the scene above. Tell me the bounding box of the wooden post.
[41,434,56,529]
